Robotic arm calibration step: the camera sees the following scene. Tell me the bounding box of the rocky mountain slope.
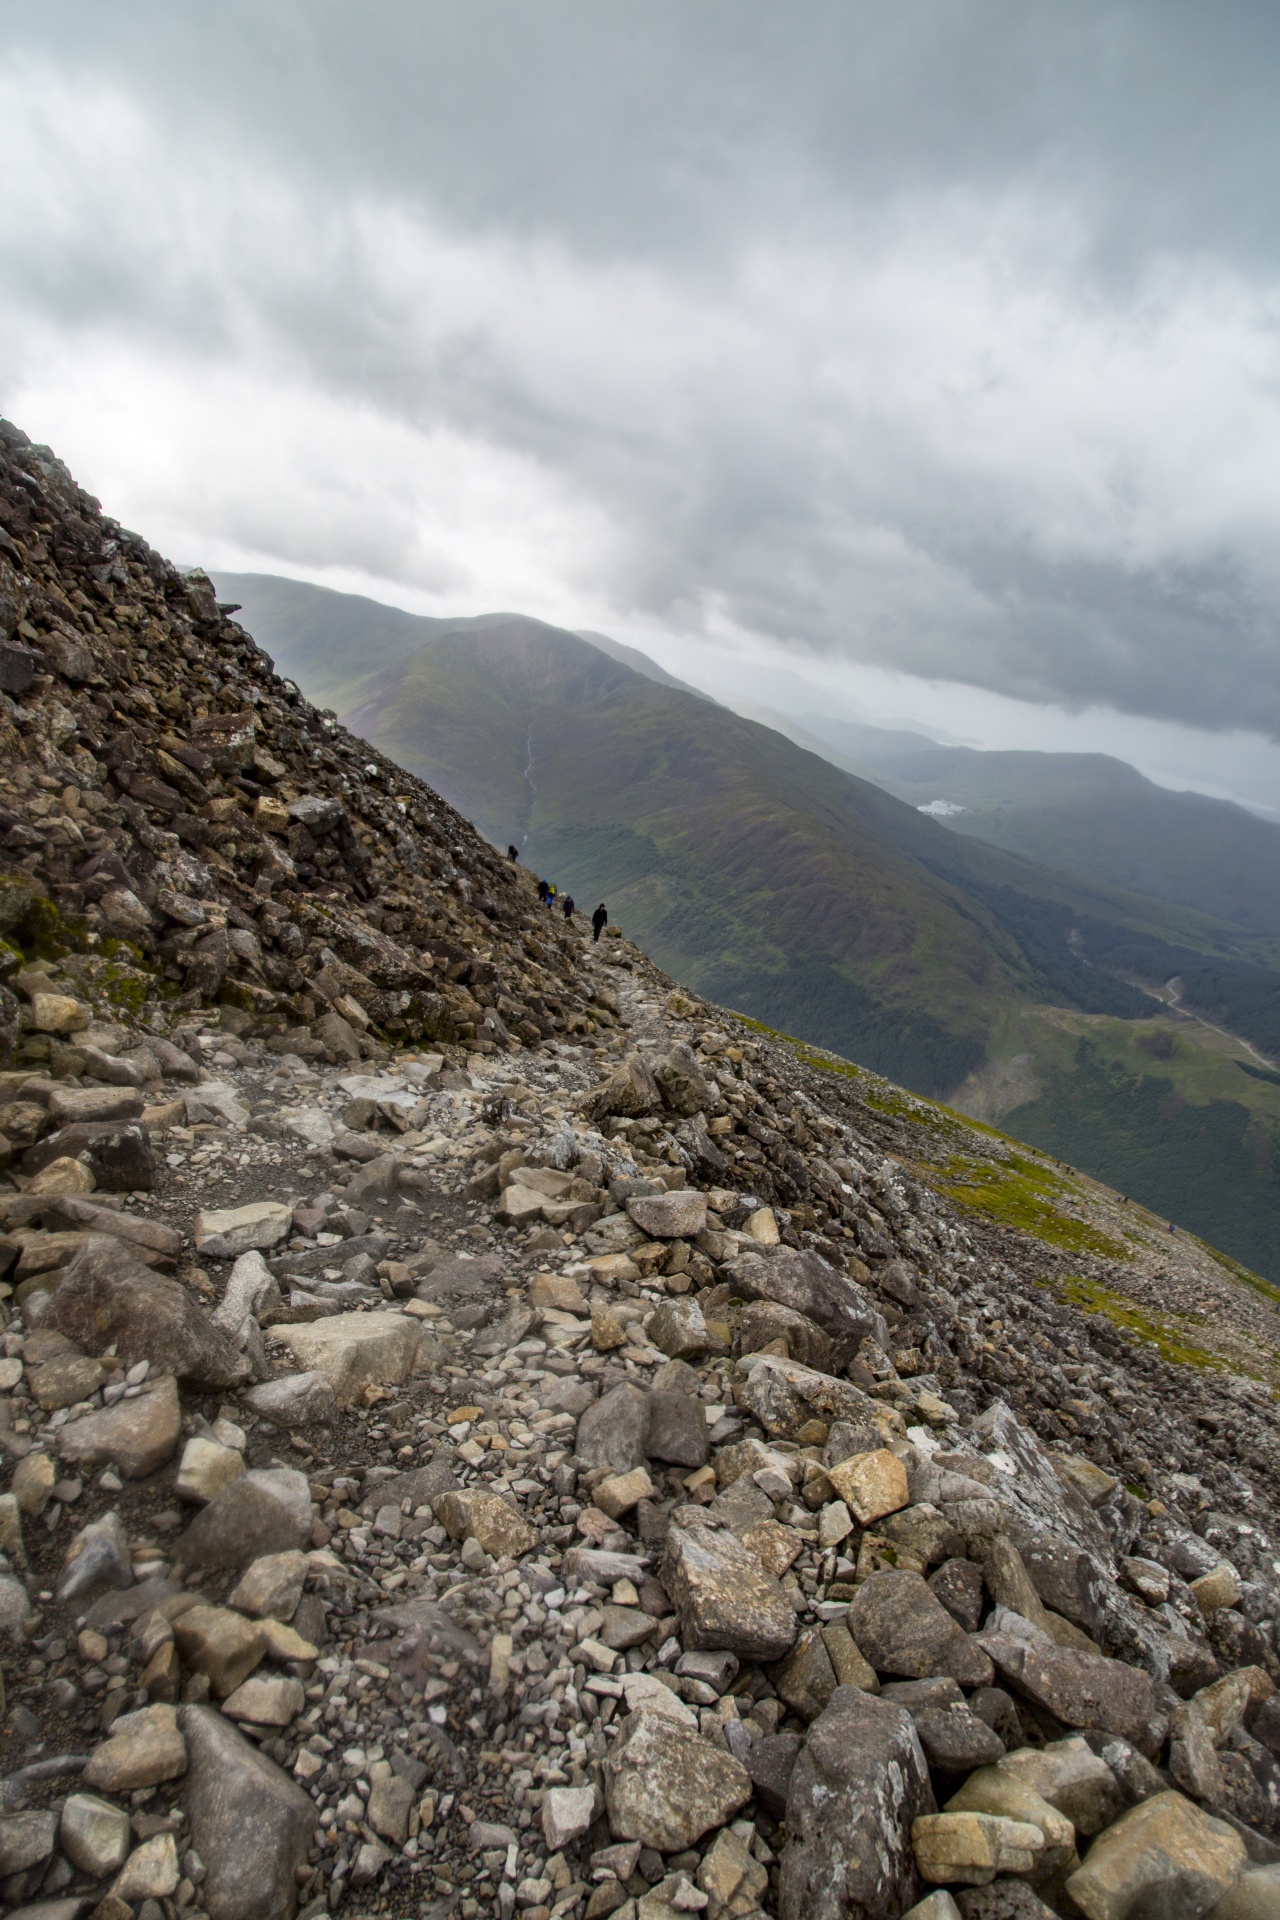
[0,426,1278,1919]
[214,576,1280,1283]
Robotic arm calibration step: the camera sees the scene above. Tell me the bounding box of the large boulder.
[60,1793,132,1878]
[172,1606,266,1697]
[24,1120,156,1190]
[649,1296,713,1360]
[582,1053,661,1120]
[412,1252,505,1312]
[737,1352,898,1442]
[57,1373,181,1479]
[0,1808,56,1881]
[359,1457,459,1516]
[780,1686,935,1920]
[627,1191,708,1240]
[212,1251,282,1333]
[577,1381,652,1473]
[433,1489,536,1558]
[603,1707,751,1851]
[827,1449,910,1526]
[195,1201,293,1258]
[966,1403,1167,1676]
[738,1300,833,1371]
[179,1704,316,1920]
[42,1196,183,1261]
[1213,1867,1280,1919]
[241,1371,337,1427]
[651,1043,713,1117]
[978,1627,1166,1756]
[646,1391,710,1468]
[39,1238,250,1388]
[173,1467,312,1572]
[996,1737,1127,1837]
[662,1515,798,1661]
[727,1247,888,1361]
[28,1322,113,1390]
[269,1311,435,1402]
[48,1086,144,1125]
[849,1570,995,1688]
[228,1552,308,1621]
[84,1704,187,1793]
[942,1769,1076,1875]
[1064,1790,1245,1920]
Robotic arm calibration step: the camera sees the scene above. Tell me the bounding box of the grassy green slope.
[999,1011,1280,1279]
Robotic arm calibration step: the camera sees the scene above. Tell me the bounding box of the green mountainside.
[791,712,1280,937]
[216,571,1280,1278]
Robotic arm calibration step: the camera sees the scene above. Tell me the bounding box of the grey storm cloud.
[3,0,1280,734]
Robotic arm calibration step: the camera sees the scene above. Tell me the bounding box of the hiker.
[562,894,575,921]
[536,877,550,905]
[508,844,519,862]
[592,903,608,942]
[547,883,557,910]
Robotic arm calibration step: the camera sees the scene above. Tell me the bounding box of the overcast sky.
[5,2,1280,806]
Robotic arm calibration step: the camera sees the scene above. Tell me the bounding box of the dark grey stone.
[180,1704,315,1920]
[725,1247,888,1361]
[39,1236,250,1388]
[978,1629,1166,1756]
[779,1687,934,1920]
[359,1456,459,1516]
[737,1300,833,1371]
[930,1555,986,1633]
[174,1467,312,1571]
[913,1705,1006,1770]
[576,1381,651,1473]
[24,1120,156,1190]
[744,1731,802,1819]
[848,1569,995,1687]
[645,1391,709,1468]
[969,1686,1026,1751]
[956,1884,1058,1919]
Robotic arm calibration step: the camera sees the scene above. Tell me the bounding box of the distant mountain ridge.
[215,571,1280,1278]
[573,629,713,702]
[217,577,1156,1077]
[788,711,1280,937]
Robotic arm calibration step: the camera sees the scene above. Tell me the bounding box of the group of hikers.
[508,844,608,941]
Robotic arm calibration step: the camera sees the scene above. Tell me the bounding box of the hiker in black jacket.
[592,903,608,942]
